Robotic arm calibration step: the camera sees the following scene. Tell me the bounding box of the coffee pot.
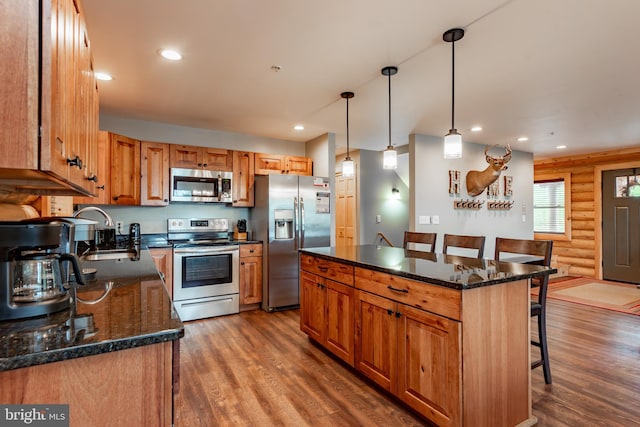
[1,221,85,321]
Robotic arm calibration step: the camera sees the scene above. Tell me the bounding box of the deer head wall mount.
[465,144,512,197]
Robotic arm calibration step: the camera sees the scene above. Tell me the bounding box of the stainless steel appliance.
[252,174,331,311]
[168,218,239,321]
[170,168,232,203]
[1,221,85,321]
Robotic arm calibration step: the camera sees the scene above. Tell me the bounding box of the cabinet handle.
[87,174,98,182]
[249,249,254,253]
[197,163,203,167]
[387,285,408,293]
[395,311,402,318]
[387,309,393,316]
[202,163,208,167]
[164,199,168,202]
[241,261,245,265]
[113,196,119,201]
[318,266,328,272]
[67,156,83,170]
[96,185,105,190]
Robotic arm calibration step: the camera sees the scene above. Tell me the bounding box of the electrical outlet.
[115,221,124,234]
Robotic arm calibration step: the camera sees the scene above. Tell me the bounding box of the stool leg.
[538,310,552,384]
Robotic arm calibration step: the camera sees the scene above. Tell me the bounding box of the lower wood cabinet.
[355,289,461,426]
[300,271,355,365]
[150,248,173,299]
[239,244,262,305]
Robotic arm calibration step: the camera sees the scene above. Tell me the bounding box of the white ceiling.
[82,0,640,159]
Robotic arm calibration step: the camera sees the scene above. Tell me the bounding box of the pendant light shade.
[341,91,355,177]
[443,28,465,159]
[382,66,398,170]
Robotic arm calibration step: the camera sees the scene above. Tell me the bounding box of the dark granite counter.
[300,245,556,290]
[0,250,184,372]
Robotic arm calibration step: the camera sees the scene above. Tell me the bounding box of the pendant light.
[443,28,465,159]
[341,91,355,177]
[382,66,398,170]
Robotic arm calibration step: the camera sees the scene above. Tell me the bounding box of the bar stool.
[403,231,437,253]
[495,237,554,384]
[442,234,485,258]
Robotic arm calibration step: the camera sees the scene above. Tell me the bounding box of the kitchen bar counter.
[0,250,182,426]
[299,245,555,427]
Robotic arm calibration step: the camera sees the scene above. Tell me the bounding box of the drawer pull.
[387,285,408,293]
[318,266,329,272]
[395,311,402,318]
[387,309,393,316]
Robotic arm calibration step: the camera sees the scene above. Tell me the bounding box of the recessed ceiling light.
[556,145,567,149]
[95,72,113,81]
[159,49,182,61]
[293,125,304,131]
[471,126,482,132]
[517,136,529,142]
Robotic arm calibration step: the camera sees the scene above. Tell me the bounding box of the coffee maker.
[1,221,85,321]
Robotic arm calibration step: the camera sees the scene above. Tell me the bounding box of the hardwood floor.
[174,299,640,426]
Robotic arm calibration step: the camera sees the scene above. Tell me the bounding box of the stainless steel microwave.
[170,168,233,203]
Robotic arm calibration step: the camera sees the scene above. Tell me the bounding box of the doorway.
[602,168,640,283]
[335,172,357,247]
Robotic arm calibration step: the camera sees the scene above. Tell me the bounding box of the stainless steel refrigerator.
[252,174,331,311]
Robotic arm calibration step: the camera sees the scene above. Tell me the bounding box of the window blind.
[534,180,565,233]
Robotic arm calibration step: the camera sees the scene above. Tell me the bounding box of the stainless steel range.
[168,218,239,321]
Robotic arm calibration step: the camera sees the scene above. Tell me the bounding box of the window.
[534,173,571,241]
[615,174,640,197]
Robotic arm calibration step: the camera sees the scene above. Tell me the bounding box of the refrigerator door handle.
[294,196,299,250]
[300,197,305,248]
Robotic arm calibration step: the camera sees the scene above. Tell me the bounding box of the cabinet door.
[355,290,397,392]
[169,145,201,169]
[325,279,354,366]
[239,256,262,304]
[140,141,170,206]
[74,130,110,204]
[202,148,232,171]
[0,0,39,170]
[255,153,285,175]
[110,133,140,205]
[232,151,255,207]
[396,304,461,427]
[286,156,313,176]
[149,248,173,299]
[299,271,325,342]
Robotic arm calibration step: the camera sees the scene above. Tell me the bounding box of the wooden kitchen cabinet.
[110,133,141,205]
[169,145,232,171]
[150,248,174,299]
[74,130,110,204]
[0,0,99,196]
[232,151,255,207]
[141,141,170,206]
[299,254,355,366]
[255,153,313,176]
[239,244,262,305]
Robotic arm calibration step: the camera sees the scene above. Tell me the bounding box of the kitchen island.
[0,250,183,427]
[299,245,555,427]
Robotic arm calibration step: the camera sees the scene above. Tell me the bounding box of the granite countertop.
[300,245,557,290]
[0,250,184,372]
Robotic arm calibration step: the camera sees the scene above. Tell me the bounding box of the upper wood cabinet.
[141,141,170,206]
[110,133,140,205]
[0,0,99,196]
[169,145,232,171]
[255,153,312,176]
[74,131,110,205]
[232,151,254,207]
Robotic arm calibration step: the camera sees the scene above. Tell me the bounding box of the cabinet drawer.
[355,267,461,321]
[300,254,354,286]
[240,244,262,257]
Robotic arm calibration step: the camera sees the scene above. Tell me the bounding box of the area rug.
[532,276,640,315]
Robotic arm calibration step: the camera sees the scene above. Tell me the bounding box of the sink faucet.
[73,206,115,227]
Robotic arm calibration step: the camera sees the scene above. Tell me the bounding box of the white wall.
[410,134,534,257]
[100,114,306,155]
[305,133,336,245]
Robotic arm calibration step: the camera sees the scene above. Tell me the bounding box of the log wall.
[534,146,640,279]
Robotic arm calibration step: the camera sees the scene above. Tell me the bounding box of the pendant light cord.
[451,39,455,130]
[346,97,350,157]
[388,72,392,147]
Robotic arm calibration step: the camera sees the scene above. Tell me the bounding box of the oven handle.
[173,246,239,254]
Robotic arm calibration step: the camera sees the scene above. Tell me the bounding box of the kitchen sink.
[81,248,138,261]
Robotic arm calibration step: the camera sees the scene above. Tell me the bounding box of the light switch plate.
[376,214,382,224]
[431,215,440,225]
[419,215,431,225]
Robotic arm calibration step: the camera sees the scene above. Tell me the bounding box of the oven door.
[173,245,239,301]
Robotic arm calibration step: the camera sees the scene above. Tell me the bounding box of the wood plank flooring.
[174,299,640,426]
